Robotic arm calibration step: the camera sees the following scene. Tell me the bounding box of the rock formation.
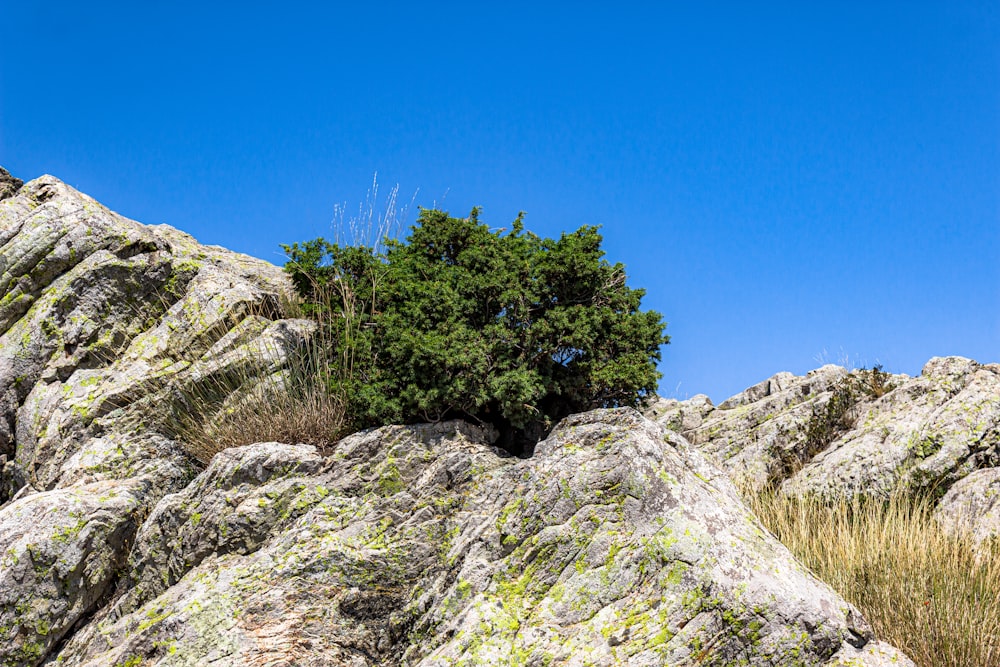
[933,467,1000,546]
[0,168,920,665]
[0,171,310,665]
[0,168,21,202]
[648,356,1000,542]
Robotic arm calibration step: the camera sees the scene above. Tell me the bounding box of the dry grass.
[745,488,1000,667]
[164,331,347,466]
[165,175,414,465]
[175,376,345,466]
[157,289,350,465]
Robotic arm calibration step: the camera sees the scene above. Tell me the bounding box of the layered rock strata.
[0,172,309,664]
[0,169,914,665]
[649,357,1000,541]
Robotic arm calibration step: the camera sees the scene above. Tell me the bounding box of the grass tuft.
[163,323,347,465]
[745,488,1000,667]
[163,175,413,465]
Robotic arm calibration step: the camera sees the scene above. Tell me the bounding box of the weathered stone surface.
[0,171,312,666]
[644,393,714,434]
[933,467,1000,545]
[787,358,1000,499]
[0,174,308,495]
[0,169,915,666]
[0,478,153,665]
[648,365,853,491]
[652,358,1000,502]
[52,412,911,666]
[0,168,21,202]
[54,421,508,667]
[118,441,329,615]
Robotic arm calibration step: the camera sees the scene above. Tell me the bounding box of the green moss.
[153,639,178,655]
[496,497,526,533]
[377,457,405,496]
[11,641,44,664]
[649,624,673,646]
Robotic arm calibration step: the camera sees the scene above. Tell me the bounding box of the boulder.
[0,168,21,202]
[118,441,329,615]
[52,412,911,666]
[0,172,309,496]
[0,478,153,664]
[0,171,313,666]
[933,467,1000,545]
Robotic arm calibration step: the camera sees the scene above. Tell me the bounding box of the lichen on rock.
[0,168,918,666]
[649,358,1000,508]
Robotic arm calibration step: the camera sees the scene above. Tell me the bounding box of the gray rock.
[0,174,307,496]
[118,441,329,615]
[933,467,1000,545]
[0,478,155,664]
[0,173,915,666]
[644,393,714,433]
[0,168,21,202]
[651,365,851,491]
[0,175,313,666]
[786,357,1000,499]
[52,412,912,666]
[651,358,1000,502]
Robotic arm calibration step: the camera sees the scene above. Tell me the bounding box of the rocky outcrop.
[0,479,151,664]
[0,175,314,492]
[0,168,914,665]
[650,357,1000,503]
[53,412,910,667]
[647,365,850,492]
[0,170,310,664]
[933,467,1000,545]
[0,168,21,202]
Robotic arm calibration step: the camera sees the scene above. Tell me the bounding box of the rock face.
[933,467,1000,545]
[53,412,910,667]
[650,358,1000,500]
[0,479,150,664]
[0,168,21,201]
[648,365,851,492]
[0,168,914,665]
[0,170,310,665]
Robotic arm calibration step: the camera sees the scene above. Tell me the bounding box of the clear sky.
[2,2,997,403]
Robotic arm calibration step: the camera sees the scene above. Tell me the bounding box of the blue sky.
[2,2,997,402]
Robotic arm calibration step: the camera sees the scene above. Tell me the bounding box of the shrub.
[803,376,861,452]
[802,366,896,460]
[855,363,895,399]
[283,207,669,452]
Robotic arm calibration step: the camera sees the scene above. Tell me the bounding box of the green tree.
[283,207,668,453]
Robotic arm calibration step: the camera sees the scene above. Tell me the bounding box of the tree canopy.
[283,207,668,453]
